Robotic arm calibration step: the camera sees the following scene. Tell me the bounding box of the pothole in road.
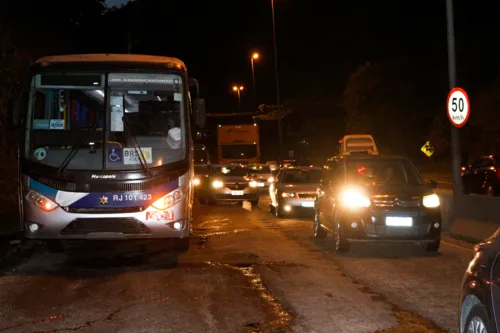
[207,261,293,332]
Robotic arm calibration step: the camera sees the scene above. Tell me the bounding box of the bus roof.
[35,54,186,71]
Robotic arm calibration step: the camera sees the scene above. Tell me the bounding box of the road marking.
[441,241,473,252]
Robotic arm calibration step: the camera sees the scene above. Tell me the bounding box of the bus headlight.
[249,181,258,188]
[340,189,371,208]
[423,193,440,208]
[151,189,185,210]
[212,180,224,188]
[26,190,58,212]
[193,178,201,186]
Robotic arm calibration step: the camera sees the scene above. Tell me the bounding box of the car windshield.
[248,165,271,174]
[280,169,321,183]
[213,166,248,177]
[221,144,257,159]
[345,159,423,186]
[25,73,186,171]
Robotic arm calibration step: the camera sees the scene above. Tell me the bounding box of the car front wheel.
[464,304,493,333]
[313,211,327,238]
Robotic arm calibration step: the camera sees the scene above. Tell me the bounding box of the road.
[0,197,473,333]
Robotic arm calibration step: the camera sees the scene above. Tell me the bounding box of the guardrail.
[437,190,500,243]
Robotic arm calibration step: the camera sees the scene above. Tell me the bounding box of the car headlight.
[281,192,295,198]
[193,178,201,186]
[340,190,371,208]
[249,181,258,188]
[151,189,185,210]
[268,177,275,183]
[212,180,224,188]
[26,190,58,212]
[423,193,440,208]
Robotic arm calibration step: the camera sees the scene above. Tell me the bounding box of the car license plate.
[301,202,314,207]
[231,191,244,196]
[258,183,265,187]
[385,216,413,227]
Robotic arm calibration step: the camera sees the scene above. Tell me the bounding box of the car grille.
[225,183,248,190]
[364,224,431,237]
[60,217,151,236]
[297,193,315,199]
[372,197,421,208]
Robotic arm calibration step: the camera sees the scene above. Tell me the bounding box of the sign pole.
[446,0,464,222]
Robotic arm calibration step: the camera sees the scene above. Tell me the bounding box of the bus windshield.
[25,73,186,171]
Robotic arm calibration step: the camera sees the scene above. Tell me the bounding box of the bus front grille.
[60,217,151,236]
[35,175,174,193]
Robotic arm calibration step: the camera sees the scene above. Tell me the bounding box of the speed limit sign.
[447,87,470,128]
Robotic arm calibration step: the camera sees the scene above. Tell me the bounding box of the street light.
[232,85,244,109]
[250,52,259,106]
[271,0,283,160]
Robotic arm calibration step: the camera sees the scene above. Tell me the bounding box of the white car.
[269,167,322,217]
[266,161,278,171]
[247,164,273,191]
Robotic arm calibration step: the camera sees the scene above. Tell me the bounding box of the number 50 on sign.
[447,87,470,128]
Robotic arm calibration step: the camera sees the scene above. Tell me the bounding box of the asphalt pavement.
[0,196,473,333]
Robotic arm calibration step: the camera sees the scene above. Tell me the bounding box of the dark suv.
[314,154,442,253]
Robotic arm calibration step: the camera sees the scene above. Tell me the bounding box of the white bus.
[9,54,205,252]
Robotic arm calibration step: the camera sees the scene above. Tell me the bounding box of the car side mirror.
[428,180,437,188]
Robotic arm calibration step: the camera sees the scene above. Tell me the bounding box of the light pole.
[446,0,463,221]
[232,85,244,109]
[250,52,259,107]
[271,0,283,160]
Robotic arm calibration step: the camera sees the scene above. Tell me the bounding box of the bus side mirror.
[194,98,206,128]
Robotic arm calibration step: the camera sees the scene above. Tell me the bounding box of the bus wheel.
[47,240,64,253]
[174,238,190,252]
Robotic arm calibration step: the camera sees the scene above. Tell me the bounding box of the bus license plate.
[231,191,244,196]
[385,216,413,227]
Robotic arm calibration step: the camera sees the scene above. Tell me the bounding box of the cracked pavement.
[0,197,473,332]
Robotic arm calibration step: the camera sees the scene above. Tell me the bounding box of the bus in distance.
[8,54,205,252]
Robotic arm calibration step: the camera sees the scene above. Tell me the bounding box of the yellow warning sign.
[421,141,435,157]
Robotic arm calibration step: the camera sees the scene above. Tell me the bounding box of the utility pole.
[446,0,463,221]
[271,0,283,160]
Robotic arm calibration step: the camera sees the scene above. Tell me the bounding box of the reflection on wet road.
[0,197,472,332]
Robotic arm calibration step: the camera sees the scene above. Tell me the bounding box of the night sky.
[0,0,497,161]
[104,0,495,115]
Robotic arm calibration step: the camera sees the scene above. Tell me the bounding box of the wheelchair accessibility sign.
[108,148,123,163]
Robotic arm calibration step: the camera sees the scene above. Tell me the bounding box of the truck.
[217,124,260,164]
[339,134,379,156]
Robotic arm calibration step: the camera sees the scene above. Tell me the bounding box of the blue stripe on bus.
[68,179,179,208]
[29,179,58,201]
